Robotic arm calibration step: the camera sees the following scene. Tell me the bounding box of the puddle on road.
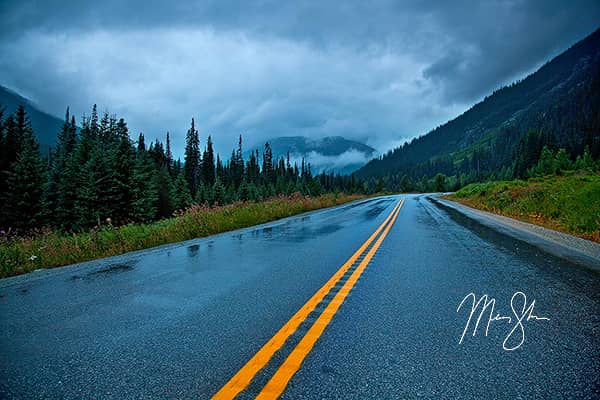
[68,262,136,282]
[187,244,200,257]
[363,205,386,219]
[90,263,134,275]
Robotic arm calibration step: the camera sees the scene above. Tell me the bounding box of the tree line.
[358,60,600,193]
[0,104,363,233]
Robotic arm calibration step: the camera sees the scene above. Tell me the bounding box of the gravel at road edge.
[432,195,600,272]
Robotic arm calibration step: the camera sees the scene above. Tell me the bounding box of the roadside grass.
[0,193,366,278]
[447,172,600,242]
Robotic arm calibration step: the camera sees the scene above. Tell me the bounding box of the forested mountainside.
[357,28,600,190]
[0,85,65,153]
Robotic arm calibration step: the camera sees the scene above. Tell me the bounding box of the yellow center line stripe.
[255,197,404,399]
[212,198,403,400]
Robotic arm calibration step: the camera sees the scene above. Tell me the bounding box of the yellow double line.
[213,197,404,399]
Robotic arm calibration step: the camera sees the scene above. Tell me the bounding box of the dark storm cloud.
[0,1,598,156]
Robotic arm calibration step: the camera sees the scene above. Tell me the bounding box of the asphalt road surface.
[1,195,599,399]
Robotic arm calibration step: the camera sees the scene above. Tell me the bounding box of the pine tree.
[195,182,207,205]
[45,108,78,221]
[0,113,14,194]
[110,118,136,223]
[165,132,173,174]
[184,118,201,196]
[1,107,46,230]
[213,177,226,205]
[172,170,192,211]
[1,114,18,174]
[246,149,260,184]
[131,148,157,222]
[202,135,216,186]
[216,154,226,183]
[536,146,556,175]
[238,179,251,201]
[554,148,571,173]
[137,133,146,152]
[230,135,244,187]
[262,142,274,185]
[155,166,174,218]
[57,147,81,229]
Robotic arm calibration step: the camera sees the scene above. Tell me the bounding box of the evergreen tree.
[165,132,173,174]
[155,166,174,218]
[184,118,201,196]
[0,114,17,194]
[246,149,260,184]
[433,173,447,192]
[195,182,208,205]
[45,108,78,221]
[238,179,251,201]
[536,146,556,175]
[57,145,81,229]
[2,115,18,164]
[202,135,216,186]
[130,149,157,222]
[262,142,274,185]
[554,148,571,173]
[172,170,192,211]
[230,135,245,186]
[137,133,146,152]
[1,107,46,230]
[216,155,226,183]
[110,118,136,222]
[213,177,226,205]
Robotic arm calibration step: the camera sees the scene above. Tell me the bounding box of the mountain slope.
[246,136,376,174]
[0,85,63,152]
[357,28,600,186]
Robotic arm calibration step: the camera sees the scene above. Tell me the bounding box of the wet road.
[1,195,599,399]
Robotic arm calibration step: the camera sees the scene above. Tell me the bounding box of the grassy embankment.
[447,172,600,242]
[0,193,365,278]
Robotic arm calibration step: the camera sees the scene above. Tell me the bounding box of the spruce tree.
[2,107,46,230]
[45,108,78,222]
[110,118,136,223]
[131,148,157,222]
[165,132,173,174]
[0,113,12,194]
[262,142,274,185]
[230,135,245,187]
[137,133,146,152]
[213,177,226,205]
[184,118,201,196]
[172,170,192,211]
[216,154,226,183]
[155,166,174,218]
[202,135,216,186]
[238,179,251,201]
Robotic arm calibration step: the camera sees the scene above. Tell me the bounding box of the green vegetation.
[0,193,365,278]
[448,173,600,242]
[357,29,600,192]
[0,104,366,234]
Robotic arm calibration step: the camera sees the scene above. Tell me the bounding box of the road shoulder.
[432,196,600,272]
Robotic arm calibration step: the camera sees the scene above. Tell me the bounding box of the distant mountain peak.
[247,135,376,174]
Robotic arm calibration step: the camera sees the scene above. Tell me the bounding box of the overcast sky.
[1,1,599,157]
